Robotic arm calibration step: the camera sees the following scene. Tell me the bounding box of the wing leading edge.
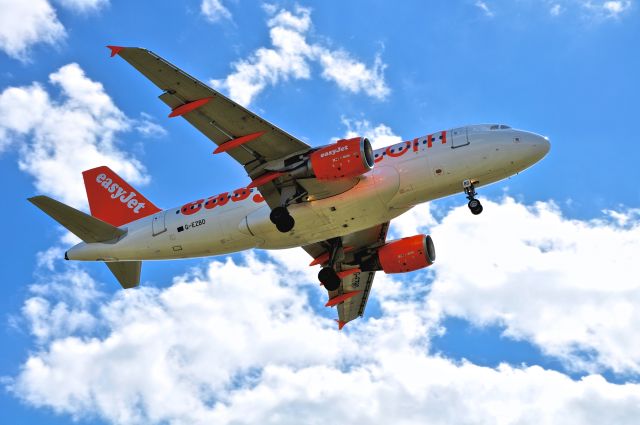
[108,46,311,174]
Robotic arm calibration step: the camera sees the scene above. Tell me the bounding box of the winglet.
[106,45,124,57]
[335,320,347,330]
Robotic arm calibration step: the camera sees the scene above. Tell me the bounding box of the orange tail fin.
[82,166,160,226]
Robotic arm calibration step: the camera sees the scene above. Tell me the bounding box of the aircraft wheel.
[275,214,295,232]
[468,199,483,215]
[270,206,289,224]
[318,267,341,291]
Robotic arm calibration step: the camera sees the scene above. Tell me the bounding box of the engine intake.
[363,234,435,274]
[308,137,374,180]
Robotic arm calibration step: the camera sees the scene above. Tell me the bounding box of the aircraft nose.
[532,134,550,158]
[521,132,550,164]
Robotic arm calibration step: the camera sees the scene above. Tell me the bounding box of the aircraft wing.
[109,46,311,177]
[303,222,390,329]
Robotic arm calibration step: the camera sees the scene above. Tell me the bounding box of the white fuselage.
[67,125,550,262]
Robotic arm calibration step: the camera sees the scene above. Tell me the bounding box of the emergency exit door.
[152,211,167,236]
[450,127,469,148]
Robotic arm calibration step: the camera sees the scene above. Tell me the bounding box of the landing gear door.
[451,127,469,148]
[152,211,167,236]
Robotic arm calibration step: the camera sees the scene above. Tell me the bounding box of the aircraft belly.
[247,171,399,249]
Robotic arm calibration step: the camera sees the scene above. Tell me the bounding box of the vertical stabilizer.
[82,166,160,226]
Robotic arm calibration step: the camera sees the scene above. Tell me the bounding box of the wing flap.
[337,271,376,321]
[304,222,389,327]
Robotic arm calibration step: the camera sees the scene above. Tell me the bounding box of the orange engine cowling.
[377,235,436,274]
[309,137,374,180]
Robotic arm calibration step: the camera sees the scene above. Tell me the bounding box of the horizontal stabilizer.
[105,261,141,289]
[28,196,125,243]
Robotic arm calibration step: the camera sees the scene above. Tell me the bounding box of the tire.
[468,199,480,210]
[270,206,289,224]
[275,214,295,232]
[318,267,341,291]
[471,204,483,215]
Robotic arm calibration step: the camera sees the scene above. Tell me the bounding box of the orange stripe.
[169,97,213,118]
[213,131,266,154]
[325,290,363,307]
[247,171,284,189]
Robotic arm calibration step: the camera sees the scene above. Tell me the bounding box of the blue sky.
[1,1,640,424]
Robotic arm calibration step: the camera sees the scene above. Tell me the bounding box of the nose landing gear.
[463,179,483,215]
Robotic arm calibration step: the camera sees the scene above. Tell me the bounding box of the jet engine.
[258,136,374,233]
[362,234,436,274]
[289,137,374,181]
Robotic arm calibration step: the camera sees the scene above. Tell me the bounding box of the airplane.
[28,46,550,329]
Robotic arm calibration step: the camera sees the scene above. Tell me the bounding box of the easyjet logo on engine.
[320,145,349,158]
[95,173,147,214]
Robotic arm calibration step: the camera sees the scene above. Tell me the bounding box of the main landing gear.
[463,179,483,215]
[317,238,343,291]
[270,186,298,233]
[269,206,295,232]
[318,267,341,291]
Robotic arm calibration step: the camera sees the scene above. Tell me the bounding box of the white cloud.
[0,0,109,60]
[550,0,633,19]
[211,6,389,106]
[318,51,389,99]
[200,0,231,23]
[600,0,632,16]
[0,63,151,208]
[0,0,65,60]
[54,0,108,13]
[475,0,633,19]
[22,267,102,343]
[395,197,640,375]
[550,3,563,15]
[340,117,403,149]
[8,244,640,424]
[135,112,168,138]
[475,0,495,16]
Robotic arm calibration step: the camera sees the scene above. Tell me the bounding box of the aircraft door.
[451,127,469,148]
[152,211,167,236]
